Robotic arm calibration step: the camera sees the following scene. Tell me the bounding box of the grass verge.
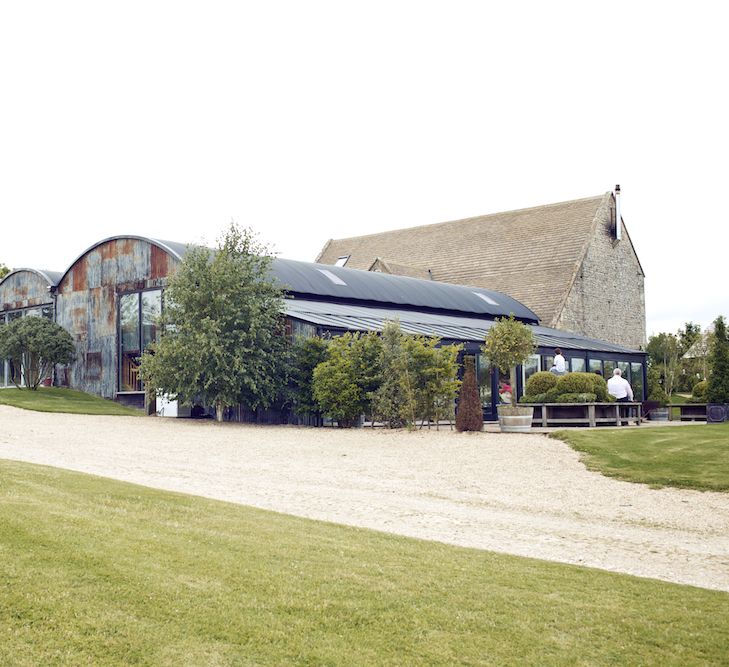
[551,422,729,491]
[1,459,728,666]
[0,386,141,416]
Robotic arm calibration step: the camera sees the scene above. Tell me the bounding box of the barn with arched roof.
[0,234,647,419]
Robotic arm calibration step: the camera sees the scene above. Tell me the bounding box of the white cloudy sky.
[1,1,726,338]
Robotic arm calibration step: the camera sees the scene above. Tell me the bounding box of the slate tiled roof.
[316,193,611,327]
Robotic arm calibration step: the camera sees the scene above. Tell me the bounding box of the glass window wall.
[119,290,162,392]
[631,362,644,400]
[570,358,586,373]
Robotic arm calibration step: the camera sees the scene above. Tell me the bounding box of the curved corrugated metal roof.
[0,268,63,287]
[48,235,539,322]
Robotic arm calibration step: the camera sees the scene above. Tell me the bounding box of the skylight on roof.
[472,292,499,306]
[334,255,350,267]
[317,269,347,286]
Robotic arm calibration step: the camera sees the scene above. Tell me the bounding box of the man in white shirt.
[607,368,634,402]
[550,348,566,375]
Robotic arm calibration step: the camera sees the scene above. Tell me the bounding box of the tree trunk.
[510,366,518,407]
[216,403,225,422]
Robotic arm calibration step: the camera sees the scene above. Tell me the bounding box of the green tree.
[371,321,414,428]
[455,355,483,432]
[0,263,10,279]
[139,223,287,422]
[350,331,384,421]
[707,315,729,404]
[483,315,536,407]
[646,332,680,400]
[312,333,365,427]
[0,316,74,389]
[289,336,328,422]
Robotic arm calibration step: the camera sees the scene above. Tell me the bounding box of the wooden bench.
[529,402,643,427]
[670,403,707,421]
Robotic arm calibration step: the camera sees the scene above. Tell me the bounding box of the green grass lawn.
[0,386,141,416]
[552,422,729,491]
[1,460,727,666]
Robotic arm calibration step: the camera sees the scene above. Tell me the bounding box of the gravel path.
[1,405,728,592]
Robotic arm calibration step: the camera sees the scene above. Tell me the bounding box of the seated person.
[607,368,634,402]
[549,348,567,375]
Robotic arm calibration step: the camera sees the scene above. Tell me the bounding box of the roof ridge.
[328,193,608,243]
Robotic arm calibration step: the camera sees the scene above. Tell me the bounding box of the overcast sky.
[1,1,726,338]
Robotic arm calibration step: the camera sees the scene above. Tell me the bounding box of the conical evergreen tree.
[456,356,483,432]
[707,315,729,404]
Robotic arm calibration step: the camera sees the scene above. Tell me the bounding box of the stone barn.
[316,188,646,350]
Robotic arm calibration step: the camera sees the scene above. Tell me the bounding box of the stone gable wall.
[557,197,646,350]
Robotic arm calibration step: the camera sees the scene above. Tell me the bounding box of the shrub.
[544,387,563,403]
[692,380,708,399]
[525,371,558,396]
[519,393,547,404]
[555,372,610,402]
[556,392,597,403]
[456,356,483,432]
[647,387,669,406]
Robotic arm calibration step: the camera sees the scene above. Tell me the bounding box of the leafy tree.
[289,336,328,422]
[0,316,74,390]
[646,332,680,399]
[139,223,287,422]
[349,331,384,421]
[482,315,536,407]
[455,355,482,432]
[707,315,729,404]
[0,263,9,279]
[312,333,366,427]
[371,322,411,428]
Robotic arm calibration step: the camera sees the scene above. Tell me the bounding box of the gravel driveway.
[1,405,728,592]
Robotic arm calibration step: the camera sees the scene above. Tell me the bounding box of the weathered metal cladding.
[0,271,52,311]
[56,238,178,398]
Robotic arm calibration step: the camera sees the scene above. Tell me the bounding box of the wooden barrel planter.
[497,405,534,432]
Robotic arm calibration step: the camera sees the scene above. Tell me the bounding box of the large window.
[119,290,162,392]
[475,353,492,410]
[589,359,602,375]
[522,354,540,388]
[570,357,586,373]
[631,362,644,400]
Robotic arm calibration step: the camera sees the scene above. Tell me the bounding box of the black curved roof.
[271,258,539,322]
[149,237,537,321]
[44,235,539,323]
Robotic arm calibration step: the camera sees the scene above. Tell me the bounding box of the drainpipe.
[615,184,622,241]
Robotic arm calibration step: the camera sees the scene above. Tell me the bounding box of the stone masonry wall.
[556,196,646,350]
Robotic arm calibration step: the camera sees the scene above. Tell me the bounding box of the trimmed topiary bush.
[519,393,547,404]
[525,371,558,396]
[456,356,483,432]
[555,372,611,402]
[556,392,598,403]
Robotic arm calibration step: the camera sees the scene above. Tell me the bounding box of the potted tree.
[483,315,536,432]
